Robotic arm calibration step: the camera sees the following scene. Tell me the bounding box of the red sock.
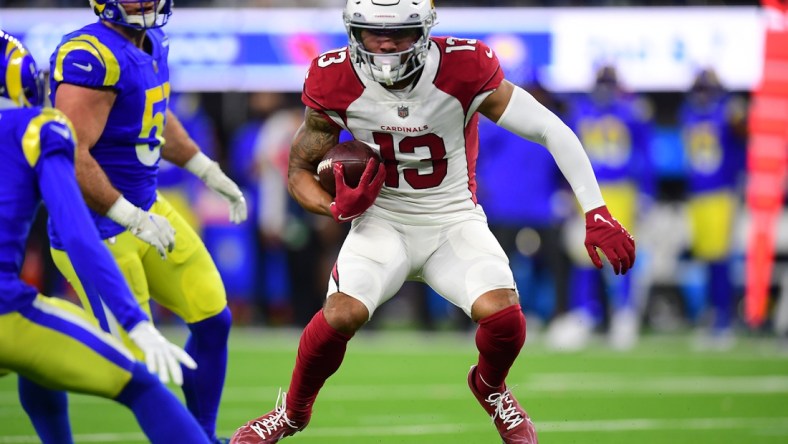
[285,310,352,420]
[474,305,526,395]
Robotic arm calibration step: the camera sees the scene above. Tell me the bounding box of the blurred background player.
[46,1,248,442]
[253,98,342,327]
[0,30,210,444]
[679,68,747,349]
[231,1,634,443]
[547,65,655,351]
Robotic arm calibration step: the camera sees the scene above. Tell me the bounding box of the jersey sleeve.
[35,134,148,332]
[302,48,364,130]
[433,37,504,114]
[21,109,76,170]
[51,34,121,89]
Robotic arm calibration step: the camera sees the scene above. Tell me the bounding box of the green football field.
[2,328,788,443]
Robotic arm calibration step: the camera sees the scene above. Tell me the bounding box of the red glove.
[584,205,636,275]
[329,158,385,223]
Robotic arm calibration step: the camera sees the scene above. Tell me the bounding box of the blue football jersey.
[0,107,74,313]
[0,106,146,328]
[680,97,746,194]
[565,95,654,194]
[48,22,171,244]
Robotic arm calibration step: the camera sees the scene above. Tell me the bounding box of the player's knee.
[323,293,368,334]
[478,304,526,345]
[188,307,232,344]
[209,306,233,334]
[471,288,519,322]
[115,362,159,408]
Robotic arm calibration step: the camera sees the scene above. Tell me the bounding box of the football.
[317,140,382,196]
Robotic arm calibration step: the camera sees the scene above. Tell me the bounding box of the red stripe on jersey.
[465,113,480,205]
[431,37,505,115]
[301,48,365,129]
[331,261,339,288]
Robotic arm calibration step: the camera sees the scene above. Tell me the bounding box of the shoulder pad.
[22,108,76,168]
[52,34,121,88]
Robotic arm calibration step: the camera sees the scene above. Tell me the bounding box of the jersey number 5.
[136,82,171,166]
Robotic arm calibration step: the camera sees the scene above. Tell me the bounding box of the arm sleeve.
[496,85,605,213]
[36,131,147,332]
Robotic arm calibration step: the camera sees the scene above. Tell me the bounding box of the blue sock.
[183,307,232,440]
[17,376,72,444]
[116,363,211,444]
[605,269,633,311]
[709,260,734,331]
[569,266,604,325]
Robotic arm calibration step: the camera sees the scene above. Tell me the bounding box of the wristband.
[184,152,214,178]
[106,196,138,228]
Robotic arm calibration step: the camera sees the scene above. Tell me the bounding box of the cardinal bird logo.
[397,105,409,119]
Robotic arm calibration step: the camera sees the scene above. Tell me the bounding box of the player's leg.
[289,215,408,413]
[17,376,71,444]
[143,196,231,442]
[53,209,228,441]
[599,184,640,350]
[425,220,525,388]
[116,362,213,443]
[546,214,599,351]
[688,191,737,347]
[45,245,149,443]
[709,260,734,330]
[0,295,211,444]
[423,217,537,443]
[231,216,409,443]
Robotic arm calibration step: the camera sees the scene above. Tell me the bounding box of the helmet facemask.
[90,0,173,30]
[344,1,436,86]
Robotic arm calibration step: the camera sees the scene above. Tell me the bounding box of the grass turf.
[1,328,787,443]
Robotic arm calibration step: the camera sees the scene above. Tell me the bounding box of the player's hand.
[186,153,247,224]
[129,321,197,386]
[584,205,636,275]
[329,159,385,223]
[129,209,176,260]
[107,197,175,259]
[201,161,248,224]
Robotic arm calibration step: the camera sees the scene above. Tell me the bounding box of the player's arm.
[40,151,147,331]
[287,107,340,217]
[54,83,120,213]
[35,121,196,384]
[163,109,247,223]
[478,80,605,213]
[54,84,175,258]
[40,155,197,384]
[478,79,635,274]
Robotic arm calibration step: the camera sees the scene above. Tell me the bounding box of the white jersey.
[302,37,504,225]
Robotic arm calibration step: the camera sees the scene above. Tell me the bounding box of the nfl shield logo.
[397,105,409,119]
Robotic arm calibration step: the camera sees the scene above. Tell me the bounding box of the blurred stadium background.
[3,0,788,443]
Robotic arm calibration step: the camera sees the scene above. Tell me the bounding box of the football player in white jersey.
[232,1,635,443]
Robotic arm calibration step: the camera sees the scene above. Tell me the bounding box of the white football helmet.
[89,0,173,30]
[344,0,436,86]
